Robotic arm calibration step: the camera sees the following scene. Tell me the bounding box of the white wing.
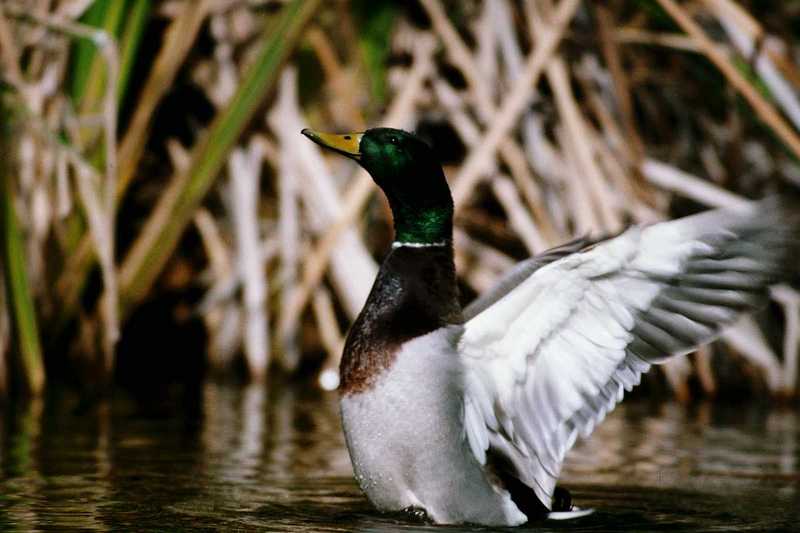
[462,237,595,321]
[458,197,798,509]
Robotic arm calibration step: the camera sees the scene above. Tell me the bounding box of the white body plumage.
[340,329,527,526]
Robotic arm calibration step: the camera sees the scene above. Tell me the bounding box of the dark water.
[0,384,798,532]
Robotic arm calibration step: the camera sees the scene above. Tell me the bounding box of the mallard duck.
[301,127,799,526]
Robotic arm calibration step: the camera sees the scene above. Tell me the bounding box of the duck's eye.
[389,136,398,144]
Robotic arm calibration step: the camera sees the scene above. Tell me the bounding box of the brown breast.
[338,245,461,396]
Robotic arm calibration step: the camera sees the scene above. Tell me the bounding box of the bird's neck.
[390,203,453,246]
[382,165,454,246]
[371,165,460,329]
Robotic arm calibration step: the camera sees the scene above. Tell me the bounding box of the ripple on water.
[0,385,797,532]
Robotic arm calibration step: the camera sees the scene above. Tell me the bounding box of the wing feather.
[458,197,799,509]
[462,237,600,321]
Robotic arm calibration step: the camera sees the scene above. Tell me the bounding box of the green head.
[301,127,453,244]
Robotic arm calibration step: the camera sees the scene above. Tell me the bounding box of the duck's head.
[301,127,453,245]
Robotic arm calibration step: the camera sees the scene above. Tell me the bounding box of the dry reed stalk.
[520,1,578,196]
[268,73,376,378]
[614,28,702,53]
[57,0,212,326]
[117,0,211,196]
[194,209,232,285]
[722,317,783,393]
[662,356,691,403]
[227,140,268,380]
[3,5,121,368]
[545,57,623,233]
[268,67,377,369]
[443,85,558,247]
[312,287,344,391]
[498,0,570,210]
[276,123,301,370]
[305,26,366,129]
[209,303,243,370]
[699,144,726,184]
[0,77,55,303]
[119,0,321,316]
[533,3,637,235]
[450,0,581,207]
[656,0,800,161]
[270,68,377,317]
[194,209,239,369]
[431,80,549,252]
[591,135,662,224]
[165,138,192,173]
[72,162,117,359]
[491,176,545,254]
[490,1,523,83]
[595,4,645,167]
[475,1,498,107]
[771,285,800,396]
[275,33,435,346]
[705,0,800,131]
[55,149,72,217]
[641,159,751,210]
[54,0,94,19]
[454,229,514,295]
[251,133,280,167]
[497,144,558,248]
[97,23,119,368]
[202,12,240,109]
[551,123,598,234]
[434,83,556,248]
[694,346,716,396]
[576,78,661,216]
[418,0,494,123]
[0,8,23,86]
[421,0,561,244]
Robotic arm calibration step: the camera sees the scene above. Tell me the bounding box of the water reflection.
[0,384,797,531]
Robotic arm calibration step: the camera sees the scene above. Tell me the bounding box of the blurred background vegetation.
[0,0,799,404]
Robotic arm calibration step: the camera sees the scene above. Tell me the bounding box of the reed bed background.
[0,0,799,402]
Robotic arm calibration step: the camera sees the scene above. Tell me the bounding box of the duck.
[301,127,799,526]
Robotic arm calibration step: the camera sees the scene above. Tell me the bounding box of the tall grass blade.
[69,0,110,103]
[0,98,45,395]
[119,0,322,313]
[117,0,151,105]
[55,0,208,330]
[72,0,127,112]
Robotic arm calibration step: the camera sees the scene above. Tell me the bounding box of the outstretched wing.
[462,236,598,321]
[458,197,798,509]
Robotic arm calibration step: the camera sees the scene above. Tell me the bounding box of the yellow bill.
[301,129,363,159]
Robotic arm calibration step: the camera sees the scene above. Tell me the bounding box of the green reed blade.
[0,99,45,395]
[119,0,322,314]
[71,0,128,109]
[117,0,151,105]
[53,0,204,334]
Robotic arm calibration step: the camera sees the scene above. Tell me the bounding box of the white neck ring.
[391,240,448,249]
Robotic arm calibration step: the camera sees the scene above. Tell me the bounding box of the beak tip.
[300,128,312,137]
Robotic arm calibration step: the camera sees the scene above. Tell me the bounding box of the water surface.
[0,384,797,532]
